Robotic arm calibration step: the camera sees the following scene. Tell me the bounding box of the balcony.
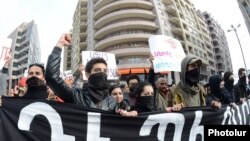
[94,0,153,19]
[166,5,177,15]
[162,0,174,5]
[168,15,180,25]
[109,47,150,57]
[95,20,158,39]
[171,25,183,36]
[94,9,155,29]
[95,33,154,51]
[94,0,113,11]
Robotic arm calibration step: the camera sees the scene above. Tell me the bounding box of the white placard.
[149,35,186,72]
[0,38,12,69]
[82,51,118,80]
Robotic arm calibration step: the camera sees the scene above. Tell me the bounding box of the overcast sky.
[192,0,250,73]
[0,0,78,66]
[0,0,249,74]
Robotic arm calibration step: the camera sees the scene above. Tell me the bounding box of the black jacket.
[45,47,115,110]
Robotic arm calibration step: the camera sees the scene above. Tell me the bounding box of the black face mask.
[88,72,109,89]
[24,76,48,99]
[224,78,234,90]
[87,72,109,102]
[26,76,47,92]
[186,68,199,86]
[136,96,156,112]
[239,75,246,85]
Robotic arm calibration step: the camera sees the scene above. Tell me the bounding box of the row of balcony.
[94,0,153,19]
[95,20,158,39]
[95,9,155,29]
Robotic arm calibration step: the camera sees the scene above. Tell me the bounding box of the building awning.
[118,68,150,75]
[118,68,170,75]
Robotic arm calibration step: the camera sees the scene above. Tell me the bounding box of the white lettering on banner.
[241,102,250,124]
[222,106,237,125]
[87,112,110,141]
[139,113,184,141]
[17,102,75,141]
[189,111,204,141]
[235,106,242,125]
[222,102,250,125]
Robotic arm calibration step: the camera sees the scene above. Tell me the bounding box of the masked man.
[173,56,206,107]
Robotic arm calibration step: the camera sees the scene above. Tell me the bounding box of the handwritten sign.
[82,51,118,80]
[149,35,185,72]
[0,38,12,69]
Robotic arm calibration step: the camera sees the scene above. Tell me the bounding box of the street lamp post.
[227,24,248,73]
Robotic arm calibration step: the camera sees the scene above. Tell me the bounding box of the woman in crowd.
[109,85,137,116]
[132,82,158,113]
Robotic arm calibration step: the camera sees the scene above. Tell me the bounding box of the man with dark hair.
[125,74,141,106]
[46,34,138,116]
[45,34,115,111]
[234,68,248,103]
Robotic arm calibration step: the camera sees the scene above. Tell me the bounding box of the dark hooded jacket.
[45,47,115,111]
[206,75,224,105]
[223,71,236,104]
[173,56,205,107]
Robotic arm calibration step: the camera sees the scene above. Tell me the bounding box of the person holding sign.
[46,34,127,114]
[173,56,206,107]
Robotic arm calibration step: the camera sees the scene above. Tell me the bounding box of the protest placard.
[82,51,118,80]
[0,38,12,69]
[149,35,185,72]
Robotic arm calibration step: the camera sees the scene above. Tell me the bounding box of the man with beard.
[45,34,137,116]
[234,68,248,103]
[173,56,206,107]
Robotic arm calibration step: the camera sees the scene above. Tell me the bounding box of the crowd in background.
[0,33,250,117]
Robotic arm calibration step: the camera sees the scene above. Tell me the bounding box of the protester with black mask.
[234,68,248,103]
[22,63,49,99]
[45,34,129,115]
[132,82,158,113]
[173,56,206,107]
[223,71,236,107]
[206,75,223,109]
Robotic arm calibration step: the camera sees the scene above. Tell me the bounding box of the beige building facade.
[66,0,222,82]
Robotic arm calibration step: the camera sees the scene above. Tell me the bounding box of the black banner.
[0,97,249,141]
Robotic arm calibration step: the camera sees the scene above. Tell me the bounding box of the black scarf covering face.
[135,96,157,113]
[87,72,109,103]
[23,76,48,99]
[185,68,199,86]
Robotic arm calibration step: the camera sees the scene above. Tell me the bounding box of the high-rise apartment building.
[238,0,250,36]
[7,20,41,90]
[70,0,219,82]
[202,12,233,74]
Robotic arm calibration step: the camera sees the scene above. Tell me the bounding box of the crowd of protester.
[0,33,250,117]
